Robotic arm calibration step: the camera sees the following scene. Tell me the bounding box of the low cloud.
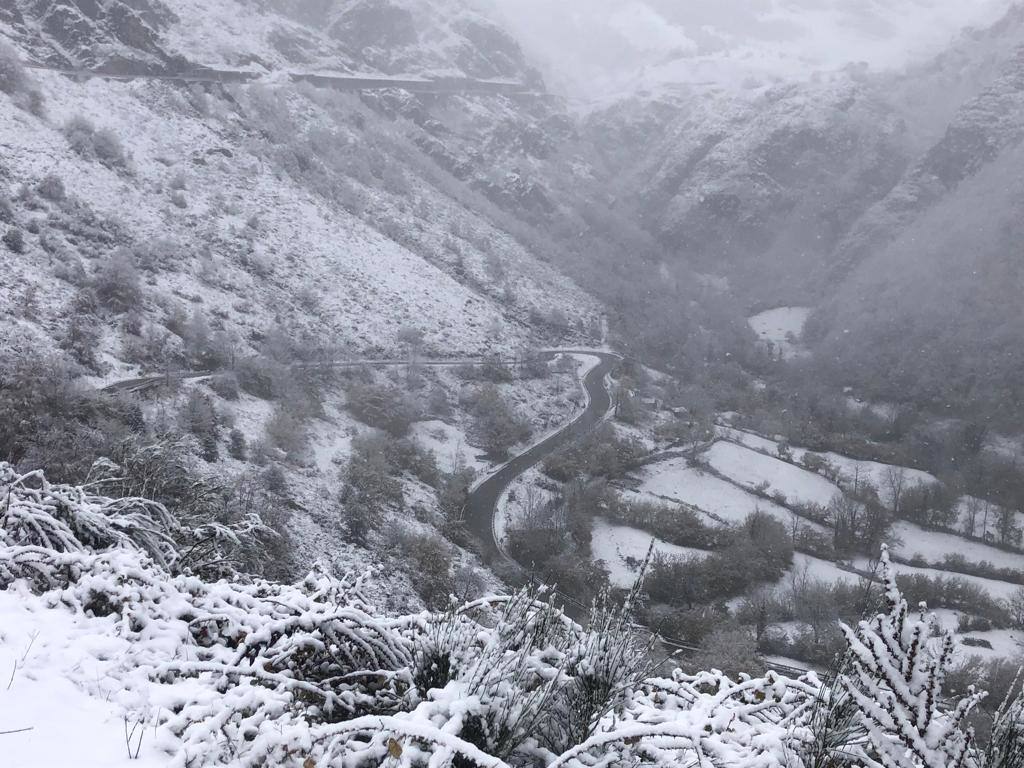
[482,0,1017,96]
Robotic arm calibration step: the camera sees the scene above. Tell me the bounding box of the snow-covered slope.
[0,1,606,376]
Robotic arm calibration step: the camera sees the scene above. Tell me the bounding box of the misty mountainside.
[0,0,537,81]
[581,3,1024,422]
[1,0,753,389]
[0,0,609,373]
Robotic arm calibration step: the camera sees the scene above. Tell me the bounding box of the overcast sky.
[482,0,1018,97]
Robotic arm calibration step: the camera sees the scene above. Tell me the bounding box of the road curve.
[465,351,621,563]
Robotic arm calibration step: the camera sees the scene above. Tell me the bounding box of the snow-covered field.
[788,553,864,586]
[0,587,168,768]
[716,428,938,505]
[811,452,937,503]
[716,426,787,455]
[591,519,710,588]
[747,307,811,359]
[703,441,841,507]
[635,458,825,531]
[890,520,1024,571]
[854,557,1023,602]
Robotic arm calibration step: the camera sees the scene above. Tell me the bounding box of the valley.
[2,1,1024,766]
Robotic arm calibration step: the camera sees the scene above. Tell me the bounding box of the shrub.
[961,637,993,649]
[466,384,531,456]
[228,429,247,461]
[262,463,288,494]
[0,40,29,95]
[208,373,241,401]
[3,226,25,253]
[436,465,476,524]
[345,380,420,437]
[59,312,104,371]
[37,174,66,202]
[63,117,129,170]
[686,625,765,678]
[235,356,292,400]
[0,343,143,481]
[179,390,222,462]
[93,127,129,169]
[93,250,143,312]
[64,116,98,156]
[341,434,403,508]
[396,530,455,610]
[0,194,13,223]
[264,407,309,462]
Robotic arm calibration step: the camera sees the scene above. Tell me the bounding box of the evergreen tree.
[839,546,985,768]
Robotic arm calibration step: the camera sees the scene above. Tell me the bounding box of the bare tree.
[883,466,907,516]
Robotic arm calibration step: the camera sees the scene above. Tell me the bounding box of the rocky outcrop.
[6,0,181,70]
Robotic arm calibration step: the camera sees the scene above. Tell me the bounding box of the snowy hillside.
[2,463,1015,768]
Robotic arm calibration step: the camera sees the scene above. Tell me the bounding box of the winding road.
[99,349,810,677]
[465,351,622,563]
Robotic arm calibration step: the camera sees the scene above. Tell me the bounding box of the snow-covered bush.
[3,225,25,253]
[93,249,143,312]
[3,468,1020,768]
[63,116,131,171]
[839,546,990,768]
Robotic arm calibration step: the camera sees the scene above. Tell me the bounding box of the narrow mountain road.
[24,61,537,95]
[465,351,620,562]
[98,349,812,677]
[100,357,511,395]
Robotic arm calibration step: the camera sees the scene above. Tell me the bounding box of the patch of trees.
[339,432,439,543]
[0,343,143,482]
[542,423,646,482]
[644,512,794,609]
[464,384,531,457]
[604,496,733,551]
[345,378,421,437]
[506,482,611,604]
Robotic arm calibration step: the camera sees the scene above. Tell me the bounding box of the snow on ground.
[716,427,937,506]
[0,588,170,768]
[591,518,710,588]
[955,496,1024,547]
[494,466,550,548]
[703,441,841,507]
[890,520,1024,571]
[411,420,489,474]
[716,426,787,455]
[788,552,864,586]
[747,307,811,360]
[0,63,601,384]
[634,458,826,531]
[928,609,1024,661]
[853,558,1023,602]
[811,452,937,503]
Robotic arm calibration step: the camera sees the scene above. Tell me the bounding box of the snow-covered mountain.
[0,0,610,375]
[578,3,1024,420]
[2,0,539,81]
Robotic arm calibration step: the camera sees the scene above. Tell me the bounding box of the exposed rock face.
[584,82,910,300]
[329,0,420,57]
[825,45,1024,284]
[6,0,180,70]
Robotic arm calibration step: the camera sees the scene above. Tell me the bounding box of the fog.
[484,0,1017,95]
